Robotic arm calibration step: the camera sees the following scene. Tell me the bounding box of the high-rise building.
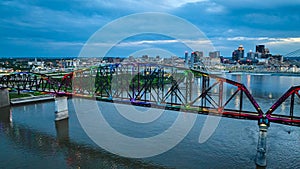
[254,52,261,59]
[190,52,195,66]
[209,51,220,58]
[256,45,265,54]
[255,45,274,59]
[247,50,255,59]
[184,51,189,67]
[232,45,244,61]
[238,45,244,56]
[193,51,203,63]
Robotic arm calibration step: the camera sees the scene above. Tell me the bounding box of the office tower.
[209,51,220,58]
[256,45,265,54]
[194,51,203,63]
[184,51,189,67]
[190,52,195,66]
[247,50,255,59]
[232,45,244,61]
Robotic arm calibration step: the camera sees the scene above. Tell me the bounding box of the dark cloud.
[171,0,300,56]
[0,0,299,57]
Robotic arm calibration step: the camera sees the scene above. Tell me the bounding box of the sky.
[0,0,300,58]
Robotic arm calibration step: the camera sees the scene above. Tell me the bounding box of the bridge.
[284,49,300,58]
[0,63,299,167]
[0,63,299,126]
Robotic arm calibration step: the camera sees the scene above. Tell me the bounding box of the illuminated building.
[232,45,244,61]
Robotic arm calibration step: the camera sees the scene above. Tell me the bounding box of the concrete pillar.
[0,88,10,108]
[0,106,12,123]
[55,119,69,141]
[255,124,268,168]
[54,96,69,121]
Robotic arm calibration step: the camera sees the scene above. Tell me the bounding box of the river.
[1,73,300,169]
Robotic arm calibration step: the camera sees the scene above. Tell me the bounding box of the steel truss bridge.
[0,63,299,126]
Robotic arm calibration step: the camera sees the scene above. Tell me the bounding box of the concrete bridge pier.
[55,96,69,142]
[55,119,69,141]
[255,123,268,168]
[0,88,10,108]
[0,106,12,123]
[0,89,11,123]
[54,96,69,121]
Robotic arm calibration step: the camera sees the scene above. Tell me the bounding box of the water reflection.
[0,106,12,123]
[1,74,300,168]
[227,74,300,99]
[268,93,272,99]
[55,119,69,142]
[0,105,168,169]
[0,120,168,169]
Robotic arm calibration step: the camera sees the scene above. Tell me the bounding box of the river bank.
[226,70,300,76]
[10,94,54,105]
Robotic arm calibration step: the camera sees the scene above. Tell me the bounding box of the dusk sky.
[1,0,300,58]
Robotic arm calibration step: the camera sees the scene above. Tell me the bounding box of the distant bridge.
[0,63,299,126]
[284,49,300,58]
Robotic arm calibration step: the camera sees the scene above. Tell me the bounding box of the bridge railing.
[190,69,263,119]
[266,86,300,125]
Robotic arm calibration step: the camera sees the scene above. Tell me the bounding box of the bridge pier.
[55,119,69,141]
[54,96,69,121]
[0,106,12,123]
[0,88,10,108]
[255,119,269,168]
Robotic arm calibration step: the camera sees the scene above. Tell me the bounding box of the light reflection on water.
[0,74,300,168]
[0,105,168,169]
[219,73,300,115]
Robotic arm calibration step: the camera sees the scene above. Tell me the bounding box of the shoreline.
[229,71,300,76]
[208,70,300,76]
[10,95,55,105]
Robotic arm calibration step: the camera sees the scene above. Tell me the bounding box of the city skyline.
[0,0,299,57]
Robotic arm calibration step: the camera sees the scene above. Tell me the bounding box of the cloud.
[163,0,209,8]
[0,1,107,31]
[0,0,300,57]
[226,37,300,43]
[115,39,212,48]
[265,38,300,55]
[266,38,300,44]
[89,0,208,11]
[204,2,226,13]
[117,40,179,47]
[211,36,300,56]
[6,37,84,50]
[213,0,300,9]
[227,37,270,41]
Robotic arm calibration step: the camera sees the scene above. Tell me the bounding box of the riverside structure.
[1,63,300,167]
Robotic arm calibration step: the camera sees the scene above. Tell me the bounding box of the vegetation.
[9,92,31,99]
[31,91,45,96]
[9,91,45,99]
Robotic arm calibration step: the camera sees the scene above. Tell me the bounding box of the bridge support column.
[55,119,69,141]
[0,88,10,108]
[255,123,268,168]
[0,106,12,123]
[55,96,69,121]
